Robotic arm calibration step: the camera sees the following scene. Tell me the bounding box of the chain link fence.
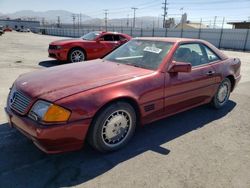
[34,26,250,51]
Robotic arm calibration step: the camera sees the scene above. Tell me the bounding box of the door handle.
[206,70,215,76]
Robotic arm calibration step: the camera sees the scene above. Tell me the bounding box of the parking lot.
[0,32,250,188]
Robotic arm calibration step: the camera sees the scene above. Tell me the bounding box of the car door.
[87,34,118,59]
[99,34,120,56]
[164,42,218,115]
[118,35,129,45]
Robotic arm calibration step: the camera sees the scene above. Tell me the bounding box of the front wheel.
[68,48,85,63]
[211,78,231,109]
[88,102,136,152]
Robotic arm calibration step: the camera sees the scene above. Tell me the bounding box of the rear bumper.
[48,49,68,61]
[5,107,92,154]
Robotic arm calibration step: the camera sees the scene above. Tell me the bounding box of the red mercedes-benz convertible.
[6,37,241,153]
[48,31,131,63]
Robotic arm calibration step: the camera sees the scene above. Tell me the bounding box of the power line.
[82,0,161,17]
[168,0,250,5]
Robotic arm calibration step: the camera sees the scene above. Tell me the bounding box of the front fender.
[56,83,140,122]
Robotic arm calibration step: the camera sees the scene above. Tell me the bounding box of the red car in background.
[6,38,241,153]
[48,31,132,63]
[3,27,12,32]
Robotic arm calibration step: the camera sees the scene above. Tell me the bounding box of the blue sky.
[0,0,250,24]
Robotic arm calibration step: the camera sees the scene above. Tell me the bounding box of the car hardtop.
[134,37,228,60]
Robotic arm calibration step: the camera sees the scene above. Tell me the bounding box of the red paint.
[3,27,12,32]
[48,31,132,61]
[5,38,241,153]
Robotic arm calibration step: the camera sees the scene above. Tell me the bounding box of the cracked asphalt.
[0,32,250,188]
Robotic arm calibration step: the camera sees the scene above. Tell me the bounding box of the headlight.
[29,100,71,123]
[56,45,62,50]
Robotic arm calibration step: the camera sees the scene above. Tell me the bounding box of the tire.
[88,102,137,152]
[211,78,231,109]
[68,48,85,63]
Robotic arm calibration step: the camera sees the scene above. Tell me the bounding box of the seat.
[174,47,192,63]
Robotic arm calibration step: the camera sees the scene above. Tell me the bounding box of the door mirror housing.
[120,38,128,43]
[168,61,192,73]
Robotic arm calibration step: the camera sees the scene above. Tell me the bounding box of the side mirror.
[120,39,128,43]
[168,61,191,73]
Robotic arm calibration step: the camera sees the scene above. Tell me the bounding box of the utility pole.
[57,16,60,28]
[131,7,138,28]
[126,14,129,27]
[41,17,45,26]
[162,0,168,28]
[104,9,108,31]
[80,13,82,28]
[221,17,225,29]
[77,14,80,36]
[72,14,76,29]
[213,16,217,29]
[218,17,225,48]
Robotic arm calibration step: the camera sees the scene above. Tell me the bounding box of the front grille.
[8,89,32,115]
[49,45,57,50]
[49,53,56,58]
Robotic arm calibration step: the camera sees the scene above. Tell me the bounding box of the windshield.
[81,31,101,40]
[104,39,173,70]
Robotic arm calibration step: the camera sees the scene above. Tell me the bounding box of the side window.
[113,35,120,41]
[119,35,127,41]
[103,34,114,41]
[203,45,220,62]
[173,43,208,67]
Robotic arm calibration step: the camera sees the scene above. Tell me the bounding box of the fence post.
[165,28,168,37]
[180,21,184,38]
[218,17,225,49]
[198,18,202,39]
[243,28,250,51]
[152,27,155,37]
[140,27,143,37]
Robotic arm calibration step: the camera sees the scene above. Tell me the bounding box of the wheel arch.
[67,46,87,61]
[226,75,235,92]
[90,96,142,127]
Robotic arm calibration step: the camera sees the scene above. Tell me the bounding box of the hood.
[15,59,153,102]
[50,38,84,45]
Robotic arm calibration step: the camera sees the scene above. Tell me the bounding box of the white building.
[0,19,40,30]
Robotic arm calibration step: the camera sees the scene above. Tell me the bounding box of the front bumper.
[233,74,241,91]
[5,107,92,154]
[48,49,68,61]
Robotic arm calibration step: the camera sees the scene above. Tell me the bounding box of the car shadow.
[38,60,66,67]
[0,101,236,187]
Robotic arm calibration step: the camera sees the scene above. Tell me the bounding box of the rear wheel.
[211,78,231,109]
[88,102,136,152]
[68,48,85,63]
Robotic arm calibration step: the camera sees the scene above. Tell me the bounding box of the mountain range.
[0,10,161,28]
